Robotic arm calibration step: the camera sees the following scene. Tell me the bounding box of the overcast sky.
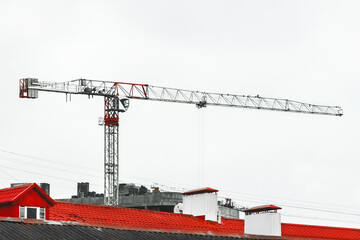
[0,0,359,228]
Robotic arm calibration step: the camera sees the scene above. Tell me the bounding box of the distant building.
[59,183,240,218]
[70,182,104,199]
[77,182,89,198]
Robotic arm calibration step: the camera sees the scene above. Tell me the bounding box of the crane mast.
[103,96,120,205]
[19,78,343,205]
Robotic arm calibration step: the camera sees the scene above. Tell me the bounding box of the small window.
[39,208,45,220]
[27,208,37,219]
[19,206,25,218]
[19,206,45,220]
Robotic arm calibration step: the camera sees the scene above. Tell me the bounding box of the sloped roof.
[49,201,360,240]
[0,184,32,206]
[0,219,249,240]
[0,183,55,206]
[50,201,244,237]
[282,223,360,240]
[243,205,282,213]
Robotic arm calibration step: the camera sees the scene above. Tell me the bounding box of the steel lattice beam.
[104,124,119,205]
[103,96,120,205]
[21,78,343,116]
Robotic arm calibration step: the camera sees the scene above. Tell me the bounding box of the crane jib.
[19,78,343,116]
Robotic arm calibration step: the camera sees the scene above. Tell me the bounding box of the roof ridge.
[11,183,34,202]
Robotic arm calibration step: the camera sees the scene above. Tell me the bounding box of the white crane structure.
[19,78,343,205]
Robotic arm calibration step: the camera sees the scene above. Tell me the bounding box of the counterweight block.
[19,78,39,98]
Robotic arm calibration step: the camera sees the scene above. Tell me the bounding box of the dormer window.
[0,184,54,221]
[19,206,45,220]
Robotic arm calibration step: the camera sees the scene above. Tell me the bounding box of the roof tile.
[50,201,244,237]
[0,184,32,206]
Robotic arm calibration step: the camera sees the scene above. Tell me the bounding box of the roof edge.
[183,187,219,195]
[243,204,282,213]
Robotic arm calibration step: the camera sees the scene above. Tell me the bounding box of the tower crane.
[19,78,343,205]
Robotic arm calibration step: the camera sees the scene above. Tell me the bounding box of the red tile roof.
[49,201,360,239]
[282,223,360,240]
[183,187,219,195]
[0,183,55,206]
[50,201,244,237]
[243,204,282,213]
[0,184,32,206]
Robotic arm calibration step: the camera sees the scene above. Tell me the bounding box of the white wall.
[244,212,281,237]
[183,193,218,221]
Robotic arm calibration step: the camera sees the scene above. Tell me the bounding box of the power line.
[0,172,358,227]
[121,174,360,218]
[121,174,360,217]
[3,156,359,217]
[218,195,360,217]
[282,213,360,225]
[217,188,360,212]
[116,173,360,217]
[0,167,19,181]
[1,149,359,217]
[0,154,102,179]
[218,191,360,216]
[0,176,78,191]
[120,174,360,216]
[1,161,359,219]
[0,149,99,172]
[0,164,102,187]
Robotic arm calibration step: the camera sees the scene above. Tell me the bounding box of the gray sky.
[0,0,359,228]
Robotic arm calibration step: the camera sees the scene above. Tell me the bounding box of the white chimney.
[182,187,219,222]
[244,205,282,237]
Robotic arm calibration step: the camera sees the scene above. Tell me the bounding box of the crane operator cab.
[113,98,130,113]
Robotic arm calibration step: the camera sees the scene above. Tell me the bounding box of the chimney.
[182,187,219,222]
[77,182,90,198]
[40,183,50,196]
[243,205,282,237]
